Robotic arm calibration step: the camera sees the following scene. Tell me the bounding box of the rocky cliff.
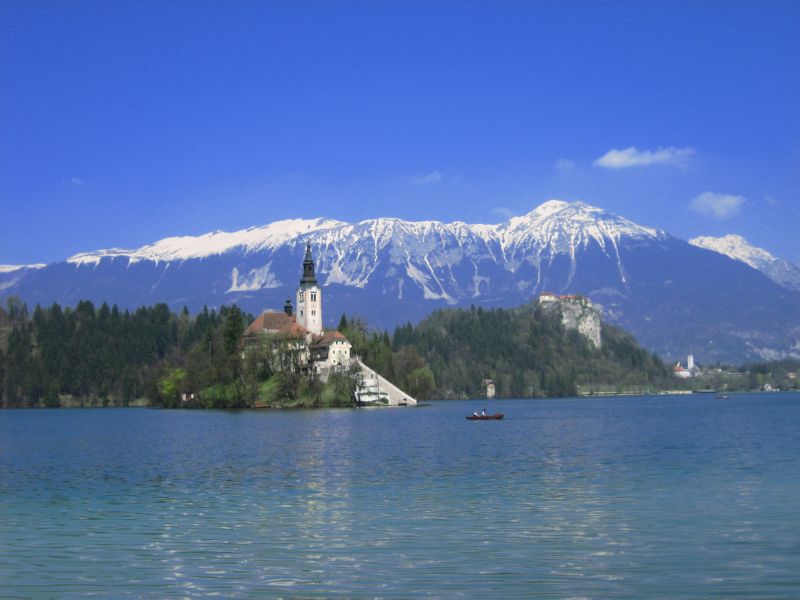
[540,295,602,349]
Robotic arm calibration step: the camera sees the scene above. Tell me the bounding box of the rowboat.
[466,413,504,420]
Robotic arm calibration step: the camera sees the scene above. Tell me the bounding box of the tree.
[242,336,273,405]
[406,366,435,400]
[158,368,187,407]
[223,306,245,356]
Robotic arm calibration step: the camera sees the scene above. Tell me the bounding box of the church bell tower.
[296,242,323,336]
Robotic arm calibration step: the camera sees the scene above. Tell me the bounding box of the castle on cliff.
[538,292,602,349]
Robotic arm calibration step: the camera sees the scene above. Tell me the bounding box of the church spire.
[301,242,318,285]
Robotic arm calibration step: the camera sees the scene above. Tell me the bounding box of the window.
[312,310,316,316]
[299,292,304,302]
[311,293,317,302]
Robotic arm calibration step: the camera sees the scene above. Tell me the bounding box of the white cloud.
[492,206,515,219]
[689,192,745,219]
[594,146,695,169]
[554,158,576,172]
[411,171,443,185]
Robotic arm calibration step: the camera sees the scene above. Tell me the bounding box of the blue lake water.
[1,393,800,597]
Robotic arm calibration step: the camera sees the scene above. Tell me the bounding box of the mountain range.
[2,200,799,364]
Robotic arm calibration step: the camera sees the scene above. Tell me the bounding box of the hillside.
[386,302,674,398]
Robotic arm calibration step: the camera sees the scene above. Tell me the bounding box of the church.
[244,243,353,375]
[244,243,417,406]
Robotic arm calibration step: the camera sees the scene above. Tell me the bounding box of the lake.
[2,393,799,597]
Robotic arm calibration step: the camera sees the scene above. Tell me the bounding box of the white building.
[672,354,697,378]
[245,243,416,404]
[296,242,323,337]
[310,330,353,373]
[673,362,692,379]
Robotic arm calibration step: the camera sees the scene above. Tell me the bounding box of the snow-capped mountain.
[3,200,799,364]
[690,234,800,291]
[67,218,346,267]
[0,264,45,293]
[0,264,46,273]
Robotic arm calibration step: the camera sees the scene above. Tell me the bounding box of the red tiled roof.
[310,330,349,348]
[245,311,309,338]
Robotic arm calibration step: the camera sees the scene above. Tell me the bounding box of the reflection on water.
[2,394,800,596]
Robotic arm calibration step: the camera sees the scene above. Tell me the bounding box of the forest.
[2,296,796,408]
[0,297,417,408]
[369,303,675,398]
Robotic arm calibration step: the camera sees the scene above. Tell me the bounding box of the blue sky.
[2,0,799,264]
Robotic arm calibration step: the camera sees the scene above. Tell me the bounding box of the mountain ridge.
[2,200,798,364]
[64,200,665,268]
[689,234,800,291]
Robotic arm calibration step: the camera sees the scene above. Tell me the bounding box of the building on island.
[245,243,348,376]
[245,300,309,340]
[296,242,323,336]
[245,242,415,405]
[309,330,352,372]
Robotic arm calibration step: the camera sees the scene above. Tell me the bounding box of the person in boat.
[481,408,487,416]
[473,410,480,417]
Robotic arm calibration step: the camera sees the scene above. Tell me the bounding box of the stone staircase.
[353,358,417,406]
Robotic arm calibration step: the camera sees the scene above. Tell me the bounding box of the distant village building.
[245,243,415,405]
[672,363,691,379]
[672,354,697,379]
[482,379,496,399]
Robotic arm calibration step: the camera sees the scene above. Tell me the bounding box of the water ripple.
[1,395,800,596]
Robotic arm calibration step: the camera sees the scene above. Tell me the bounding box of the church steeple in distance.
[301,242,318,285]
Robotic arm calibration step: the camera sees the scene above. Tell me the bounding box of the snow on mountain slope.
[498,200,666,289]
[61,200,666,300]
[0,264,46,292]
[690,234,800,291]
[500,200,662,252]
[65,199,662,270]
[0,264,46,273]
[68,218,346,266]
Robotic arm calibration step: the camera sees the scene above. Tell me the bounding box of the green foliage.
[158,368,187,405]
[340,317,395,381]
[0,300,226,408]
[405,366,435,399]
[387,302,673,398]
[14,296,795,409]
